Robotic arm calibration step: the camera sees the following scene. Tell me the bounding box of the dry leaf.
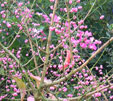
[12,76,26,101]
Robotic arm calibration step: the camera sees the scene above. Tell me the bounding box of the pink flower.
[84,73,88,77]
[69,0,73,4]
[70,8,78,13]
[2,14,6,18]
[4,2,7,4]
[6,23,11,28]
[27,96,35,101]
[110,96,113,99]
[1,4,5,7]
[110,86,113,89]
[64,8,67,12]
[63,99,68,101]
[1,78,4,80]
[12,93,18,96]
[100,15,104,20]
[85,39,90,44]
[94,92,101,97]
[78,20,84,25]
[67,94,73,97]
[90,37,94,42]
[80,43,87,48]
[24,39,28,43]
[85,81,89,85]
[89,44,97,50]
[11,97,15,99]
[58,65,63,71]
[73,16,77,20]
[9,64,13,68]
[13,88,18,92]
[50,0,54,2]
[63,87,67,92]
[100,65,103,69]
[18,2,23,7]
[94,40,102,44]
[59,88,62,91]
[76,0,80,3]
[49,27,55,31]
[79,25,84,29]
[50,86,55,91]
[0,29,2,33]
[55,29,61,34]
[78,6,82,10]
[95,66,98,70]
[50,5,54,10]
[82,69,85,73]
[85,31,92,37]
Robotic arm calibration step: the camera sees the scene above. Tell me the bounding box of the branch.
[0,42,36,93]
[25,24,40,75]
[50,37,68,53]
[45,84,112,101]
[7,30,21,48]
[42,37,113,87]
[0,42,20,65]
[39,0,59,87]
[22,57,33,67]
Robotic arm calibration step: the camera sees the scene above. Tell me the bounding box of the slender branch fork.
[39,0,59,89]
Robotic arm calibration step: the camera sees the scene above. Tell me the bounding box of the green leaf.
[38,0,42,3]
[37,26,44,30]
[0,67,5,75]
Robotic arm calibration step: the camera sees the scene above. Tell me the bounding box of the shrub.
[0,0,113,101]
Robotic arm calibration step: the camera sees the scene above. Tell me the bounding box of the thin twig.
[71,0,97,35]
[22,57,34,67]
[7,30,21,48]
[25,24,40,75]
